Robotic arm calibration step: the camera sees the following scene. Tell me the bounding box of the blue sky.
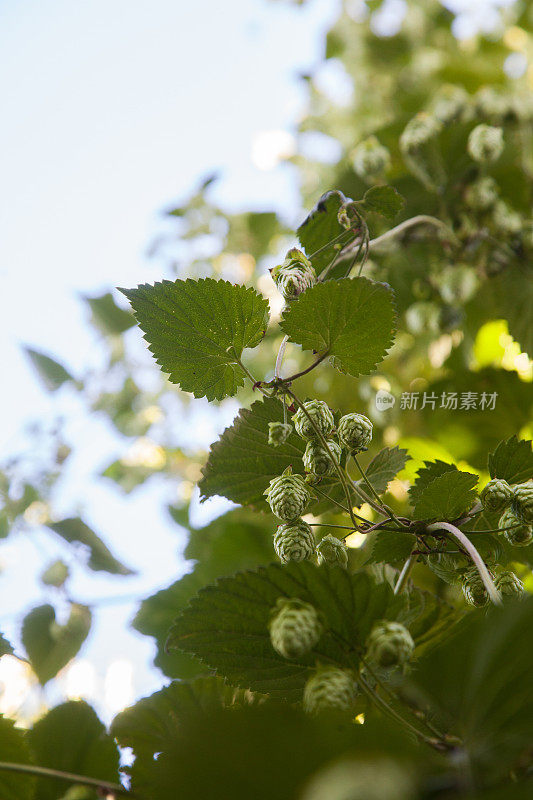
[0,0,340,717]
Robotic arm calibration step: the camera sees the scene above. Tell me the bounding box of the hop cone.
[351,136,390,179]
[268,421,292,447]
[269,598,323,660]
[316,535,348,568]
[511,482,533,524]
[292,400,334,441]
[301,758,413,800]
[366,621,414,668]
[495,570,524,599]
[399,112,444,191]
[273,519,315,564]
[303,666,356,714]
[337,413,373,453]
[498,508,533,547]
[271,248,316,301]
[462,566,492,607]
[432,84,470,124]
[467,124,504,163]
[492,200,522,235]
[464,177,498,212]
[265,467,310,522]
[480,478,513,514]
[427,552,466,586]
[303,439,342,478]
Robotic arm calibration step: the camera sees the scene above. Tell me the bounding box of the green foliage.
[121,278,269,400]
[0,632,13,656]
[0,716,35,800]
[411,469,479,521]
[297,190,347,273]
[280,277,396,378]
[358,446,410,494]
[83,292,135,336]
[360,185,404,219]
[488,436,533,485]
[24,348,74,392]
[46,518,134,575]
[28,702,120,800]
[22,604,91,685]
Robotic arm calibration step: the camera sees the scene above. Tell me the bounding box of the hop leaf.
[365,621,414,668]
[303,666,356,714]
[498,508,533,547]
[303,439,342,478]
[511,482,533,524]
[480,478,513,514]
[316,535,348,569]
[274,520,315,564]
[265,468,311,522]
[337,413,373,454]
[292,401,335,441]
[269,598,323,660]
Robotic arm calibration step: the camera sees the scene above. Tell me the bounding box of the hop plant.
[495,570,524,599]
[464,176,499,212]
[432,83,470,124]
[400,112,441,153]
[268,421,292,447]
[316,535,348,568]
[303,439,342,478]
[301,758,413,800]
[292,400,335,441]
[365,621,414,668]
[480,478,513,514]
[399,112,444,191]
[273,519,315,564]
[492,200,522,236]
[303,666,356,714]
[462,566,492,607]
[511,482,533,524]
[271,247,316,301]
[337,413,373,454]
[351,136,391,179]
[467,124,504,163]
[498,508,533,547]
[427,552,466,586]
[265,467,310,522]
[269,597,323,660]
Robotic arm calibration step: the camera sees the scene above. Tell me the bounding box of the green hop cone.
[495,570,524,599]
[461,566,493,607]
[511,482,533,524]
[474,86,510,121]
[316,535,348,568]
[271,247,316,302]
[337,413,373,454]
[292,400,335,441]
[273,519,315,564]
[365,621,414,668]
[432,83,471,124]
[464,176,499,212]
[480,478,513,514]
[303,666,356,714]
[498,507,533,547]
[303,439,342,478]
[399,112,444,191]
[269,597,323,660]
[467,124,504,163]
[491,200,522,236]
[351,136,391,179]
[265,467,311,522]
[267,421,292,447]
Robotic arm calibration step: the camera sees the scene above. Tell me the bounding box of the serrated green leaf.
[361,185,404,219]
[22,604,91,685]
[297,190,348,273]
[409,461,458,505]
[83,292,135,335]
[199,396,306,508]
[46,518,134,575]
[0,715,35,800]
[120,278,269,401]
[366,532,415,565]
[134,509,274,679]
[168,562,418,698]
[488,436,533,485]
[412,470,479,521]
[24,347,74,392]
[280,277,396,379]
[359,447,410,494]
[412,598,533,784]
[28,701,120,800]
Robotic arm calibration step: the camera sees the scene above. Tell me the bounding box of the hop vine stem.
[0,762,132,797]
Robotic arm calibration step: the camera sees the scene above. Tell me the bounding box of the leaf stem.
[351,453,405,527]
[308,229,352,260]
[394,553,416,595]
[274,335,289,379]
[368,215,459,250]
[0,762,131,796]
[427,522,502,606]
